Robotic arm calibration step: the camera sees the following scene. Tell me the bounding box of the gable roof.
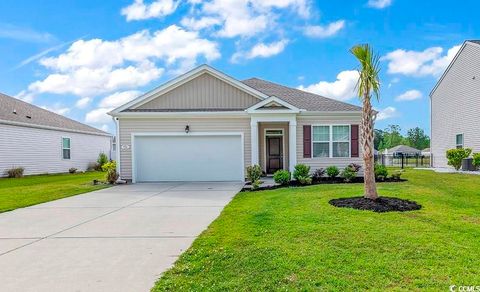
[246,96,301,113]
[430,40,480,97]
[242,78,362,112]
[109,64,268,115]
[0,93,110,136]
[384,145,421,155]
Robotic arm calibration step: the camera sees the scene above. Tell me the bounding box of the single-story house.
[0,93,113,176]
[381,145,421,156]
[430,40,480,168]
[109,65,364,182]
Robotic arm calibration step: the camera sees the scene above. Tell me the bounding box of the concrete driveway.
[0,182,243,292]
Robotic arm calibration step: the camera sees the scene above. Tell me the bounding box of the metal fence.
[375,154,431,168]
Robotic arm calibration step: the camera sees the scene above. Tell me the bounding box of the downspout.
[112,116,121,179]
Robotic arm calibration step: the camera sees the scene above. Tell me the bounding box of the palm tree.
[350,44,380,200]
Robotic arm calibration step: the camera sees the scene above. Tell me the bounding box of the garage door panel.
[134,135,243,182]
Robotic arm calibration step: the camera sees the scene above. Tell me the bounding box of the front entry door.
[266,136,283,174]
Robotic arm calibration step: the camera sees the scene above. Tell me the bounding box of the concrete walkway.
[0,182,243,292]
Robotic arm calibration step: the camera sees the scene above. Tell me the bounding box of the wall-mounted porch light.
[185,125,190,133]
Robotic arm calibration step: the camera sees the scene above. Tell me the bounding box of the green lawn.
[153,169,480,291]
[0,172,110,212]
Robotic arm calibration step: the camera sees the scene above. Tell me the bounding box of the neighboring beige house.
[109,65,364,182]
[430,40,480,168]
[0,93,113,176]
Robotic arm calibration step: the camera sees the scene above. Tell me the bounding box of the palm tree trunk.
[362,95,378,200]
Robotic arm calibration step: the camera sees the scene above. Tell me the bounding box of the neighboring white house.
[430,40,480,168]
[109,65,365,183]
[379,145,421,166]
[0,93,113,176]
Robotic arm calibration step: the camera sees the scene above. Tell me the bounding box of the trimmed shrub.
[293,164,311,185]
[5,167,24,178]
[312,168,325,181]
[446,148,472,170]
[97,152,109,170]
[102,160,118,184]
[293,164,310,180]
[391,170,404,181]
[472,152,480,169]
[247,165,262,189]
[326,166,339,179]
[68,167,77,174]
[273,170,291,185]
[374,164,388,181]
[340,165,357,182]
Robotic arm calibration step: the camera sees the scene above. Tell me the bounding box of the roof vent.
[13,109,17,114]
[26,115,31,119]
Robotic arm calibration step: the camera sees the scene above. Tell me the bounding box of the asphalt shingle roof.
[0,93,110,136]
[242,78,362,112]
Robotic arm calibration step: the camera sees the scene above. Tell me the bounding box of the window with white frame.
[312,125,350,158]
[332,125,350,157]
[313,126,330,157]
[62,137,71,159]
[456,134,463,149]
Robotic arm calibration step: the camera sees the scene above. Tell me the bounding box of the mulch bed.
[242,177,407,192]
[329,196,422,213]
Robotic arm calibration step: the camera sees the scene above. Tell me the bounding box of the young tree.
[351,44,381,200]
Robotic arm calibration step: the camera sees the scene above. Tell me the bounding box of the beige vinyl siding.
[258,122,289,172]
[431,43,480,168]
[118,117,251,179]
[0,123,111,176]
[136,73,260,110]
[296,114,363,172]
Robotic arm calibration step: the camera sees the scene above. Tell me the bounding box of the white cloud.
[85,107,114,124]
[183,0,311,38]
[376,106,398,121]
[75,97,92,109]
[303,20,345,38]
[0,23,55,43]
[101,124,110,132]
[19,25,219,100]
[298,70,359,101]
[99,90,142,108]
[382,44,461,77]
[231,39,288,62]
[367,0,392,9]
[121,0,179,21]
[395,89,422,102]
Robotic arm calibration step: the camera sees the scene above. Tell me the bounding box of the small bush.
[348,163,362,172]
[273,170,291,185]
[446,148,472,170]
[247,165,262,189]
[326,166,339,178]
[472,153,480,170]
[68,167,77,174]
[312,168,325,181]
[297,176,312,185]
[391,170,404,181]
[5,167,24,178]
[102,160,118,184]
[87,162,100,171]
[293,164,310,180]
[340,166,357,182]
[97,152,109,169]
[374,164,388,181]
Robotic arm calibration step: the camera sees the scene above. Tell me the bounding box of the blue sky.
[0,0,477,134]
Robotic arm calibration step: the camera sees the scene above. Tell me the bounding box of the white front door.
[133,134,244,182]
